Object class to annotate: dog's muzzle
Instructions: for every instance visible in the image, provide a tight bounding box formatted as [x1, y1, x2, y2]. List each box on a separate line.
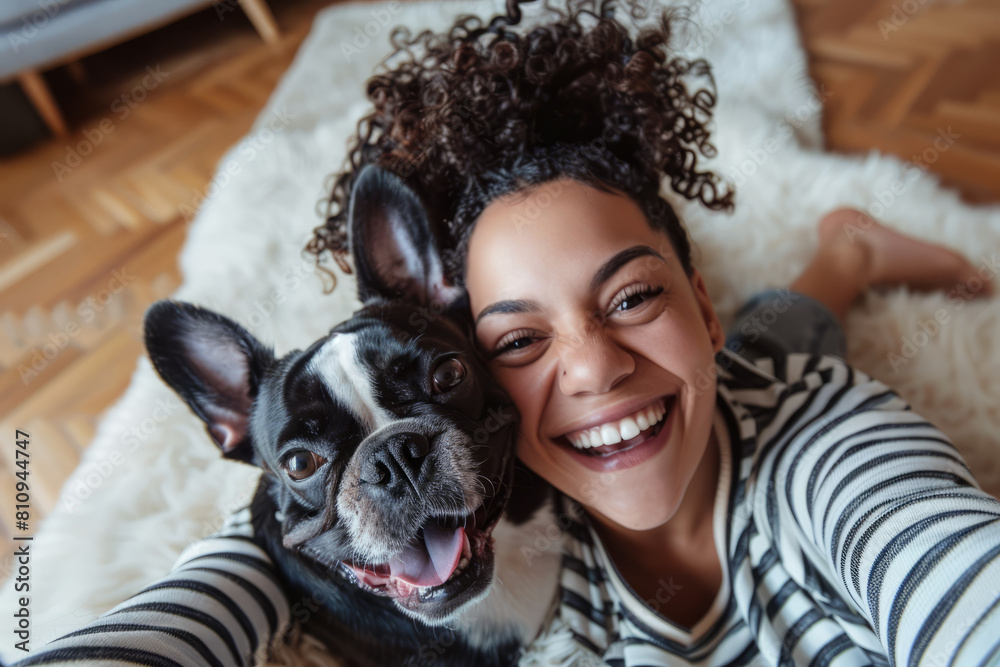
[330, 418, 516, 620]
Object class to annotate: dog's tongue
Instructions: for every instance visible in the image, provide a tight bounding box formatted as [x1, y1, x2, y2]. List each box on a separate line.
[388, 522, 464, 587]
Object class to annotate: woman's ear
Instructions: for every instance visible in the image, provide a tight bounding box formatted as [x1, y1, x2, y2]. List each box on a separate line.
[688, 268, 725, 353]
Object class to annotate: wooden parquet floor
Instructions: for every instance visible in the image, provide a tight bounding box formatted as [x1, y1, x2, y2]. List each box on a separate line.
[0, 0, 997, 560]
[794, 0, 1000, 203]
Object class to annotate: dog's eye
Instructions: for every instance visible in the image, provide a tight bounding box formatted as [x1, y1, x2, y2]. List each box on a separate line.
[432, 357, 466, 393]
[282, 451, 327, 481]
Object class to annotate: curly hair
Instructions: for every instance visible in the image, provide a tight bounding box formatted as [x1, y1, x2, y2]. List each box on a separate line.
[305, 0, 734, 287]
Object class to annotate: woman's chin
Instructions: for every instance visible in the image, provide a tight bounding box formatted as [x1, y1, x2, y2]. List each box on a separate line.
[555, 435, 706, 532]
[586, 490, 684, 532]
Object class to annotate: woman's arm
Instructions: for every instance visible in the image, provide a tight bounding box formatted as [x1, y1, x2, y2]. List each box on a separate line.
[771, 355, 1000, 666]
[12, 507, 291, 667]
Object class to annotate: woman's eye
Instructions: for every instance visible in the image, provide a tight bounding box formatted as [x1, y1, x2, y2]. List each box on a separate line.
[282, 451, 327, 481]
[611, 285, 664, 313]
[494, 330, 538, 356]
[618, 294, 647, 310]
[503, 337, 533, 352]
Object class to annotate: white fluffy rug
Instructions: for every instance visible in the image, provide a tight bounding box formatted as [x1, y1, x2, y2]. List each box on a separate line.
[5, 0, 1000, 663]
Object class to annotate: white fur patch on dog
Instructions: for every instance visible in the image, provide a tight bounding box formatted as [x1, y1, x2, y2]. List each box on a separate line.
[309, 333, 393, 433]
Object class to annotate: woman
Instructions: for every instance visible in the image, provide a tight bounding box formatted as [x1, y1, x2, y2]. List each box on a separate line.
[20, 0, 1000, 664]
[458, 180, 1000, 666]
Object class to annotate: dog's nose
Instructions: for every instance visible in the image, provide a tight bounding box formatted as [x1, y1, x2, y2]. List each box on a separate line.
[359, 432, 430, 491]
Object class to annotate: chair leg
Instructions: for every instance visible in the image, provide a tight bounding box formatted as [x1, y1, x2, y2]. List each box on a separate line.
[17, 70, 68, 138]
[66, 60, 88, 86]
[237, 0, 280, 45]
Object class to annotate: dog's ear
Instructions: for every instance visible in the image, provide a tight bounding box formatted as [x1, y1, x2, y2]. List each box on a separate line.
[348, 163, 464, 307]
[143, 300, 274, 463]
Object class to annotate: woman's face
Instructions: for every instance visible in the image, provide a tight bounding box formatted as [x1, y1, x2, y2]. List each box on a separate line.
[466, 178, 724, 531]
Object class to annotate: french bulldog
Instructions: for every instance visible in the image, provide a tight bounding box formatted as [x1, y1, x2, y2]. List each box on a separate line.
[143, 165, 561, 666]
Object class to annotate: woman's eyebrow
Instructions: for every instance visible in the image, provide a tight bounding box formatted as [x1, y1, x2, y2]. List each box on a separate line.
[589, 245, 666, 292]
[474, 299, 539, 328]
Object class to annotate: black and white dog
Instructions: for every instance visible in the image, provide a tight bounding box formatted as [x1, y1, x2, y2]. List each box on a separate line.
[143, 165, 561, 666]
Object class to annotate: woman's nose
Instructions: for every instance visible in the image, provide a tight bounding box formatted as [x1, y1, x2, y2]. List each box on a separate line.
[556, 325, 634, 396]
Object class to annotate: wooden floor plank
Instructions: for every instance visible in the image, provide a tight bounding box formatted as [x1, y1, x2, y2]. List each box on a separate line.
[795, 0, 1000, 203]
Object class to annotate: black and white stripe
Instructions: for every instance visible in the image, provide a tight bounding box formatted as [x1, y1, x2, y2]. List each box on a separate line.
[14, 507, 290, 667]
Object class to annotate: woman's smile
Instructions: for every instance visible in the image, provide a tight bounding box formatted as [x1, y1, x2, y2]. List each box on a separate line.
[554, 394, 677, 472]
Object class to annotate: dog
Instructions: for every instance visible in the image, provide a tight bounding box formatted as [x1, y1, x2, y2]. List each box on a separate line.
[143, 164, 562, 666]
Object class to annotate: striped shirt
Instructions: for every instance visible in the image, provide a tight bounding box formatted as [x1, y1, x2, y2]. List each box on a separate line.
[12, 507, 291, 667]
[15, 350, 1000, 666]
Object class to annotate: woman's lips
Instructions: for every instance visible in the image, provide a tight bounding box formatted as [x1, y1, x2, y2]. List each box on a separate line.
[555, 395, 677, 473]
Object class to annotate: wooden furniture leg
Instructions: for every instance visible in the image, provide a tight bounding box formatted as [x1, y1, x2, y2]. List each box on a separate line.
[66, 61, 88, 86]
[17, 70, 68, 138]
[237, 0, 280, 45]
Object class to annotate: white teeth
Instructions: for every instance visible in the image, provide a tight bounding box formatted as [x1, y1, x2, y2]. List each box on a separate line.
[565, 398, 670, 449]
[619, 417, 640, 440]
[635, 412, 650, 431]
[599, 424, 622, 445]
